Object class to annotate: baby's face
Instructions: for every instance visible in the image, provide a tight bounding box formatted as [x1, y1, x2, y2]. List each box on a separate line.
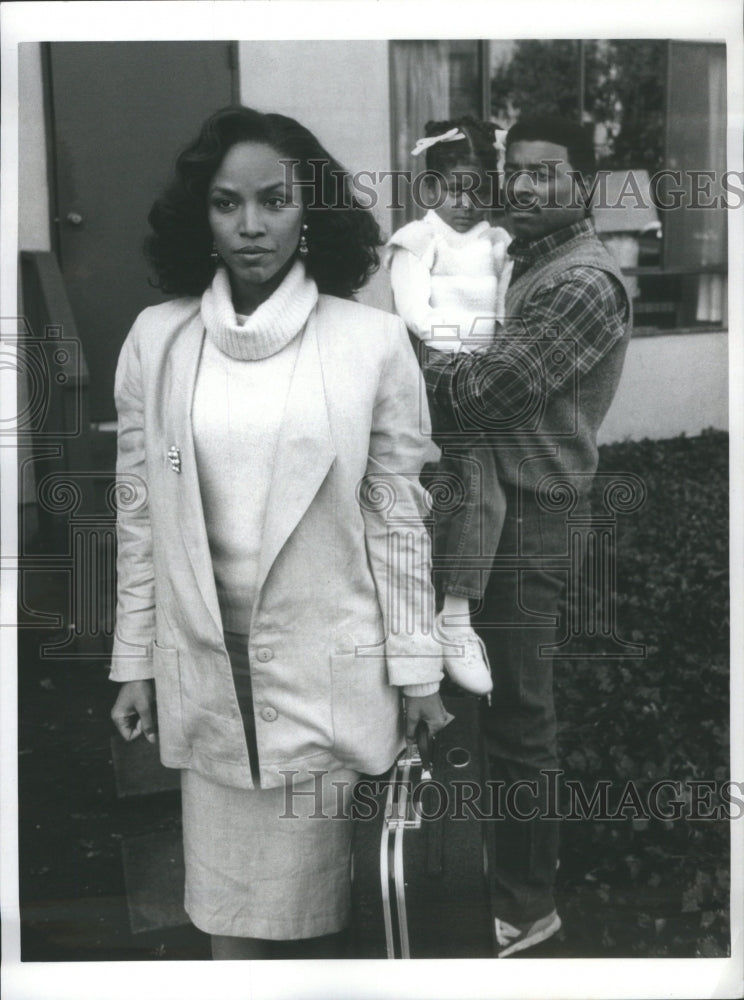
[429, 160, 492, 233]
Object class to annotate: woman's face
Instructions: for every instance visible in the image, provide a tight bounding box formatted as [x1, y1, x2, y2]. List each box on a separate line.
[430, 160, 491, 233]
[207, 141, 304, 307]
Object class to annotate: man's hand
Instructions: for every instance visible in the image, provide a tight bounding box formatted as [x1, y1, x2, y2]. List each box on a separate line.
[111, 679, 157, 744]
[404, 692, 454, 741]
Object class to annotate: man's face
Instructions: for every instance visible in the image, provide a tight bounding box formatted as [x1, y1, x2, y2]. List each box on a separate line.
[504, 139, 587, 241]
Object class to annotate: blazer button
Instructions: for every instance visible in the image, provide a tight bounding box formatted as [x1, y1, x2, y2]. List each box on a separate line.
[255, 647, 273, 662]
[260, 706, 278, 722]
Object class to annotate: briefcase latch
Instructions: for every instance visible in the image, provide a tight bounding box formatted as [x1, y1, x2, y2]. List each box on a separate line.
[385, 803, 423, 831]
[384, 755, 425, 830]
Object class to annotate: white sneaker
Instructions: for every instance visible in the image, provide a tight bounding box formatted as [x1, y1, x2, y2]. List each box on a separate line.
[435, 612, 493, 697]
[494, 911, 562, 957]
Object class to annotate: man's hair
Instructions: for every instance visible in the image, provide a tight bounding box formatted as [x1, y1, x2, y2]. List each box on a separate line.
[506, 115, 596, 176]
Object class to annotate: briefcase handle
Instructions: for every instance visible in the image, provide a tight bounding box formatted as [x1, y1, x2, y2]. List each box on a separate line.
[414, 718, 434, 778]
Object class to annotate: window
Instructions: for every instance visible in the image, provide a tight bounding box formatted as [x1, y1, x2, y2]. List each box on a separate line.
[390, 39, 728, 332]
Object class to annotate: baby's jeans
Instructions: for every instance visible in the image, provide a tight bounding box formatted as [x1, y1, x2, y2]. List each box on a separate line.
[428, 441, 506, 602]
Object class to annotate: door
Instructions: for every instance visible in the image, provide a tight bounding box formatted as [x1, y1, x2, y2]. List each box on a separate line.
[47, 41, 237, 422]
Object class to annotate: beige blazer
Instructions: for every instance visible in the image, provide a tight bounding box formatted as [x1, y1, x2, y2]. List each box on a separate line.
[110, 293, 443, 789]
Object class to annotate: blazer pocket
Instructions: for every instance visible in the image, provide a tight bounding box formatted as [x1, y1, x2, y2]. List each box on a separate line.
[330, 651, 400, 764]
[152, 642, 188, 759]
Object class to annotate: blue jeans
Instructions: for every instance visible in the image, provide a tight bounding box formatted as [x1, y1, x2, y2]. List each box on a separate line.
[472, 483, 583, 925]
[428, 442, 507, 601]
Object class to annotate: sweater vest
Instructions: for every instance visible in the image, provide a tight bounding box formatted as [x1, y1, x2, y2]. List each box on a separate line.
[495, 228, 632, 495]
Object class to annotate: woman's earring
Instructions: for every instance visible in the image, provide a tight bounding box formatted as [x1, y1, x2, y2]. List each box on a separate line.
[210, 242, 220, 264]
[298, 223, 309, 257]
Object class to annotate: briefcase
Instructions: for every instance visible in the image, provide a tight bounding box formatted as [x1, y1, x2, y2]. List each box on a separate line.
[350, 695, 495, 959]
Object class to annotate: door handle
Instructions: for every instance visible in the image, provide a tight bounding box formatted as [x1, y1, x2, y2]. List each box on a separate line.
[66, 211, 84, 227]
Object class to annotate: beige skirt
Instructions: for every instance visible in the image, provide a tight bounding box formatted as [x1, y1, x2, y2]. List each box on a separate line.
[181, 632, 359, 940]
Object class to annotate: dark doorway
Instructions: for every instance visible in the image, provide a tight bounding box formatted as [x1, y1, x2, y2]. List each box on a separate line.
[46, 41, 237, 423]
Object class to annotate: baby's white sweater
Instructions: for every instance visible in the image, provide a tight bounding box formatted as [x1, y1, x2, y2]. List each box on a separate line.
[386, 210, 513, 351]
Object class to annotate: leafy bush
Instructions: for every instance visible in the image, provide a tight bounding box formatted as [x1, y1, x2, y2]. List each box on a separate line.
[554, 430, 730, 957]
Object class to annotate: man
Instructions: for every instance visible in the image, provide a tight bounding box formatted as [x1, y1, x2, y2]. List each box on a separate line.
[419, 115, 631, 956]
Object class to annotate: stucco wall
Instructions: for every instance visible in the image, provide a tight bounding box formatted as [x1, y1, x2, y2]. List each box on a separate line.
[597, 332, 728, 443]
[238, 40, 393, 312]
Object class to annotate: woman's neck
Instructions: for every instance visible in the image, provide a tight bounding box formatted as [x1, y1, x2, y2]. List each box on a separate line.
[229, 258, 295, 315]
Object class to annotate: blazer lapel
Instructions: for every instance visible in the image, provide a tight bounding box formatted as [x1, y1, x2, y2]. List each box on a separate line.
[165, 317, 224, 636]
[255, 308, 336, 593]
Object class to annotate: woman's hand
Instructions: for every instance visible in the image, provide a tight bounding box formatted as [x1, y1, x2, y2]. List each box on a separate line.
[404, 692, 454, 741]
[111, 679, 157, 744]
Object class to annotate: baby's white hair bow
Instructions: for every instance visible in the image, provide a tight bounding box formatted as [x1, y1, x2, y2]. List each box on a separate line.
[410, 128, 467, 157]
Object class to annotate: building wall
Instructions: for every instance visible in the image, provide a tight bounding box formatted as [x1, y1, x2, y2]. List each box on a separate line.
[238, 40, 393, 312]
[16, 41, 729, 442]
[597, 331, 728, 444]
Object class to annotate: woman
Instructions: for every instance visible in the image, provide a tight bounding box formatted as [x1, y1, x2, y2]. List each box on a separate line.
[109, 106, 449, 960]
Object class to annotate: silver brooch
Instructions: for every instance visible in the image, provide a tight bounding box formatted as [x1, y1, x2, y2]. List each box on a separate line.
[167, 445, 181, 473]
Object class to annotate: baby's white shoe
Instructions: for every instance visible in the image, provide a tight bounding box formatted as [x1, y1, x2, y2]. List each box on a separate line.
[435, 612, 493, 698]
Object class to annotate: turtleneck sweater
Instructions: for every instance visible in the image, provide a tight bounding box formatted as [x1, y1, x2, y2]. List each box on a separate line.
[199, 261, 318, 361]
[193, 261, 318, 632]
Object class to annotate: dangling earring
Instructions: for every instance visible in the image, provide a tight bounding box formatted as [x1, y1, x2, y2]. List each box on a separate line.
[298, 223, 309, 257]
[210, 242, 220, 264]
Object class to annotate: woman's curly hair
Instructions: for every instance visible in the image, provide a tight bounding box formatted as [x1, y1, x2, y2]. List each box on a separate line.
[422, 115, 502, 174]
[146, 106, 383, 299]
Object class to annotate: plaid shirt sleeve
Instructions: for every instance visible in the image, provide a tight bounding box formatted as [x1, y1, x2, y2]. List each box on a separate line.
[421, 266, 628, 429]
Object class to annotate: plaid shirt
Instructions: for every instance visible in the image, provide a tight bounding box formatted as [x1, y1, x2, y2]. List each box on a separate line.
[421, 220, 629, 429]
